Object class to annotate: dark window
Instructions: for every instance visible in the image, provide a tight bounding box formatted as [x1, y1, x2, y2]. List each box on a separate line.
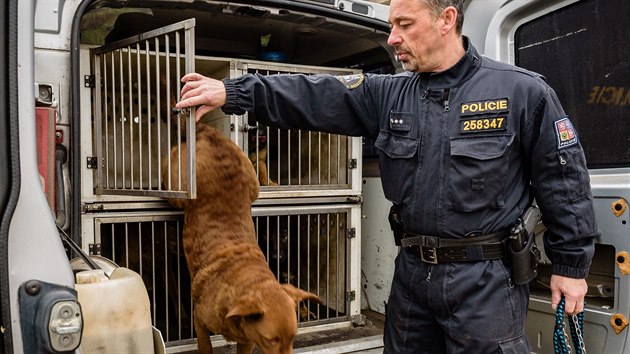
[515, 0, 630, 168]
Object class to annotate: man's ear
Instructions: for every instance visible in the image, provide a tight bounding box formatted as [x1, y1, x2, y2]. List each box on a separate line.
[439, 6, 458, 35]
[281, 284, 322, 304]
[226, 294, 264, 319]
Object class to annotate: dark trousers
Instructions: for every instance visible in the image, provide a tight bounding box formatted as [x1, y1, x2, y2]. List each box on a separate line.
[383, 248, 531, 354]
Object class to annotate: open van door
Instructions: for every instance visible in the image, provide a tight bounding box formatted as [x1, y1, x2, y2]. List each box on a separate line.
[465, 0, 630, 352]
[2, 1, 83, 353]
[1, 0, 13, 352]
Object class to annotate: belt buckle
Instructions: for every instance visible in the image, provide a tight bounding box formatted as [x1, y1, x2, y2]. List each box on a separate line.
[420, 246, 438, 264]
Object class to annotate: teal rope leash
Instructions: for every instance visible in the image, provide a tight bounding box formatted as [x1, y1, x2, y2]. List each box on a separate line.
[553, 296, 586, 354]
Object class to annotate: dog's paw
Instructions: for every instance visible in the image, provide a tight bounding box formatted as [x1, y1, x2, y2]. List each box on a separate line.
[299, 302, 318, 322]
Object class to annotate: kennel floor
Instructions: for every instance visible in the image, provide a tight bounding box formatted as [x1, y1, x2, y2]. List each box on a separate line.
[172, 309, 385, 354]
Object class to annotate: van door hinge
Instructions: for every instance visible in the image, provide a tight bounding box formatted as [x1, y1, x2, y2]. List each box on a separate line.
[347, 228, 356, 238]
[84, 75, 96, 88]
[346, 290, 356, 302]
[349, 159, 357, 169]
[86, 157, 98, 169]
[88, 243, 101, 256]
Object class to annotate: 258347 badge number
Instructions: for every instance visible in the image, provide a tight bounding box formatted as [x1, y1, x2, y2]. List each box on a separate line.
[460, 117, 507, 133]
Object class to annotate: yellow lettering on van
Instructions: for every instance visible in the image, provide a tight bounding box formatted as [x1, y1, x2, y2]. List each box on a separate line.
[588, 86, 599, 104]
[587, 86, 630, 107]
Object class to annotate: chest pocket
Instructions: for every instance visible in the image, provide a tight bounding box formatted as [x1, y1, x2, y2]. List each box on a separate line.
[447, 134, 514, 212]
[375, 130, 419, 204]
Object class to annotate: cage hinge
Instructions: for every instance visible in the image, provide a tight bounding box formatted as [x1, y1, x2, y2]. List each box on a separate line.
[86, 157, 98, 169]
[349, 158, 357, 169]
[84, 75, 96, 88]
[346, 290, 356, 302]
[88, 243, 101, 256]
[347, 228, 356, 239]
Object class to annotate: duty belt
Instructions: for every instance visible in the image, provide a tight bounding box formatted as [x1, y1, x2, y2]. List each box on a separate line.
[401, 229, 510, 264]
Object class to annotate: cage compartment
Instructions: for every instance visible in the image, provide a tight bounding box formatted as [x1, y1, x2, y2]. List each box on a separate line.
[175, 55, 364, 200]
[80, 203, 362, 348]
[90, 19, 197, 200]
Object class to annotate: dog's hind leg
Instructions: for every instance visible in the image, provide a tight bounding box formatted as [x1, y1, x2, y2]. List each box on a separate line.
[236, 342, 255, 354]
[194, 315, 213, 354]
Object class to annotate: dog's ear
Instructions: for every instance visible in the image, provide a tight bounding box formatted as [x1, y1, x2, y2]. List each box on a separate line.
[226, 294, 264, 320]
[281, 284, 322, 304]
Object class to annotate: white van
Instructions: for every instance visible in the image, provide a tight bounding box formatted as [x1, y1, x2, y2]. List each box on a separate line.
[1, 0, 627, 353]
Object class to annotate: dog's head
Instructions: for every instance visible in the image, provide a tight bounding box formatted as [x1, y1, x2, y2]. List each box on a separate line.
[163, 124, 259, 209]
[248, 127, 268, 154]
[226, 284, 321, 354]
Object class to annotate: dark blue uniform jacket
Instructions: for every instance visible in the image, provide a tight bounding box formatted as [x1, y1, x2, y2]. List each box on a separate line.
[222, 37, 598, 278]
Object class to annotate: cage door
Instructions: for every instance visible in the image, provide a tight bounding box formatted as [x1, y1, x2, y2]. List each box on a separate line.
[91, 19, 196, 199]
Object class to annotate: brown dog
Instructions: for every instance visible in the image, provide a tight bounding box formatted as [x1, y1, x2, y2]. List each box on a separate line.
[163, 123, 320, 354]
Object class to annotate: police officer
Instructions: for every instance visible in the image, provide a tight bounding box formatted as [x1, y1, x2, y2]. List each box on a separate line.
[176, 0, 598, 352]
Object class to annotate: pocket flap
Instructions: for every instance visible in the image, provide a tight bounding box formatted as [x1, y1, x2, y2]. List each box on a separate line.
[450, 134, 514, 160]
[375, 130, 419, 159]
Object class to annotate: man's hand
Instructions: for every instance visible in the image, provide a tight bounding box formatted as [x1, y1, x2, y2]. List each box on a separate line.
[550, 274, 587, 315]
[177, 73, 227, 122]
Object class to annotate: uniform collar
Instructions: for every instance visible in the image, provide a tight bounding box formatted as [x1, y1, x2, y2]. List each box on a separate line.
[418, 36, 481, 89]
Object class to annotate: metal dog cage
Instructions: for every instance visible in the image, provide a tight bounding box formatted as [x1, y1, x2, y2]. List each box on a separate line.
[80, 204, 362, 348]
[79, 18, 365, 351]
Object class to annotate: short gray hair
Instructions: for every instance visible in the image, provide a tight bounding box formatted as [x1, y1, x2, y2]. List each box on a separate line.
[422, 0, 465, 34]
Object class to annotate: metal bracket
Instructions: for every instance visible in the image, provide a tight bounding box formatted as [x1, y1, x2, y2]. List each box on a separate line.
[84, 75, 95, 88]
[346, 196, 363, 204]
[349, 158, 357, 169]
[346, 290, 356, 302]
[86, 157, 98, 169]
[88, 243, 101, 256]
[347, 228, 356, 239]
[82, 203, 104, 213]
[351, 314, 368, 327]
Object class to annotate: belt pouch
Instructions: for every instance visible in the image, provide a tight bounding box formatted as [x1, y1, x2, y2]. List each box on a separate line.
[388, 205, 403, 246]
[509, 233, 541, 285]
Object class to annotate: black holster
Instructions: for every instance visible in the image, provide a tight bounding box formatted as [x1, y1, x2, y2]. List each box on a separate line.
[388, 204, 404, 246]
[509, 232, 541, 285]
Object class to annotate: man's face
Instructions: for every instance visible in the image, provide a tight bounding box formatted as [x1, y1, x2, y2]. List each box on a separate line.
[387, 0, 443, 72]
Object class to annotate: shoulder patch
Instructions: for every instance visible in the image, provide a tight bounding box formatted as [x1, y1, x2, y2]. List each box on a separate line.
[335, 74, 364, 89]
[554, 117, 578, 149]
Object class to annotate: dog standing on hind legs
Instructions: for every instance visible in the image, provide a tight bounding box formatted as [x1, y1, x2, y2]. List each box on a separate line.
[163, 123, 320, 354]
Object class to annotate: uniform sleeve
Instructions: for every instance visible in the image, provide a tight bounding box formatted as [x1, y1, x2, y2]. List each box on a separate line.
[526, 87, 598, 279]
[221, 73, 380, 138]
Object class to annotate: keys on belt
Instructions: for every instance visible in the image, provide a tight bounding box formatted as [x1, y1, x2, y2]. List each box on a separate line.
[401, 232, 508, 264]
